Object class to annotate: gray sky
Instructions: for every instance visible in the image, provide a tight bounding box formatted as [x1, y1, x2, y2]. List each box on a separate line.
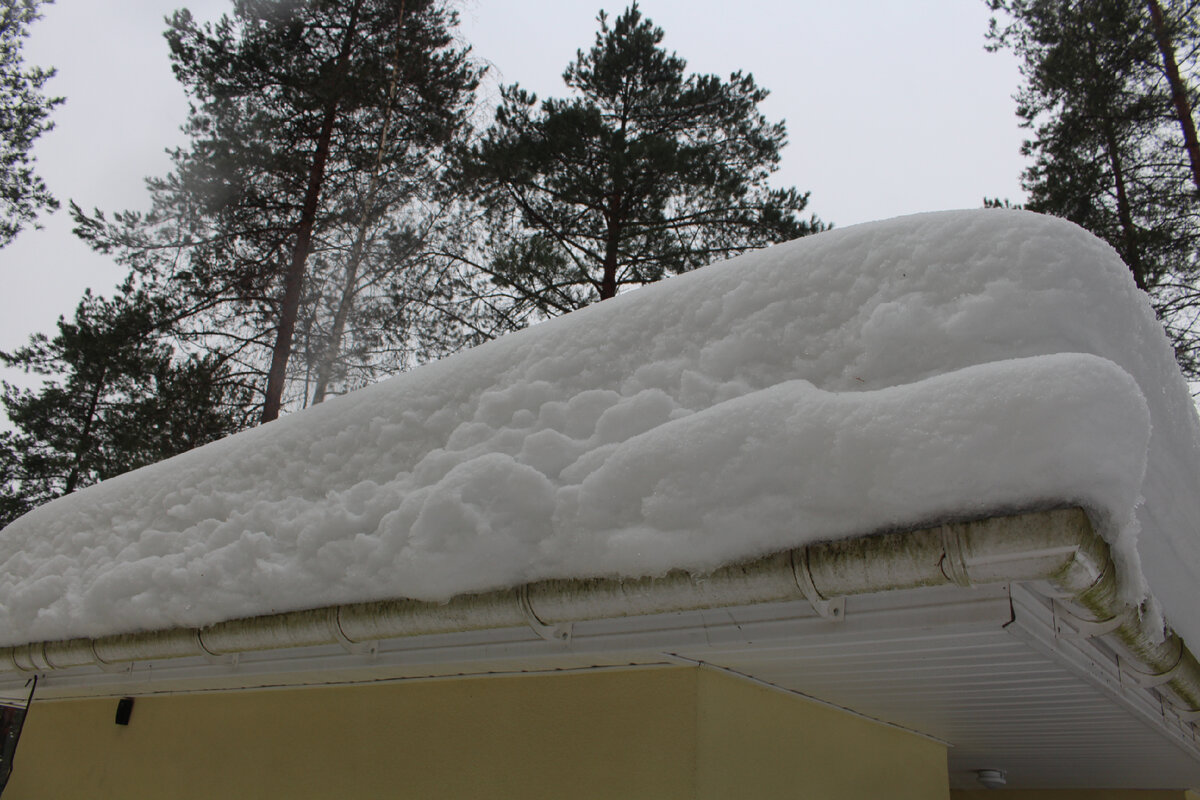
[0, 0, 1027, 385]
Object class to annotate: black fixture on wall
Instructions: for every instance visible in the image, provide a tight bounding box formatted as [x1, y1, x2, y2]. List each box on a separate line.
[115, 697, 134, 726]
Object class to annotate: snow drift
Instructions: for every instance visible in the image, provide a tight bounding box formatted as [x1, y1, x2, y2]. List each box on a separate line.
[2, 210, 1197, 649]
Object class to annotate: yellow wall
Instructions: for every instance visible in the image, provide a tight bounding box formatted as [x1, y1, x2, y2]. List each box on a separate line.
[7, 666, 946, 800]
[695, 668, 949, 800]
[952, 793, 1198, 800]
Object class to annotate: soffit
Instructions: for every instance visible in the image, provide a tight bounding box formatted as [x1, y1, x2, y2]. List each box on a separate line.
[4, 580, 1197, 790]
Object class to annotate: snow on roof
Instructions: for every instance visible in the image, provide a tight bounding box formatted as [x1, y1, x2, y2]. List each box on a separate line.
[2, 210, 1197, 649]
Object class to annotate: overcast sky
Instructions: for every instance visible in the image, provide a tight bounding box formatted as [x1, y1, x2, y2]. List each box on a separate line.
[0, 0, 1028, 385]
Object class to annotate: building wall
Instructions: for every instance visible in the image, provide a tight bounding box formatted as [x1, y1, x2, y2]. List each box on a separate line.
[694, 667, 949, 800]
[950, 791, 1195, 796]
[951, 793, 1200, 800]
[7, 666, 948, 799]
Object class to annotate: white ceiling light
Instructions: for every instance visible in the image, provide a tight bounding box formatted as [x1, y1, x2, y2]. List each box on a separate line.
[976, 769, 1007, 789]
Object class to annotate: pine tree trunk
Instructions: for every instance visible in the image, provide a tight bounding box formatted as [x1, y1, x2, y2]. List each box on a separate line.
[600, 238, 619, 300]
[1147, 0, 1200, 197]
[309, 226, 367, 405]
[1102, 121, 1148, 290]
[65, 369, 106, 494]
[600, 193, 622, 300]
[312, 3, 405, 405]
[261, 107, 338, 422]
[261, 0, 364, 423]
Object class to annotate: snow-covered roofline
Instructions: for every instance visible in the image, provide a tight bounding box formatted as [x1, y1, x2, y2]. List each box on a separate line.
[6, 507, 1197, 727]
[2, 210, 1198, 651]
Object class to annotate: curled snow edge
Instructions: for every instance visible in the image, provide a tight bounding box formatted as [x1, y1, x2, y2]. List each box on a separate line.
[0, 209, 1196, 651]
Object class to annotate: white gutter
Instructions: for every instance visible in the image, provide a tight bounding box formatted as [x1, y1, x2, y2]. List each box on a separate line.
[2, 507, 1197, 723]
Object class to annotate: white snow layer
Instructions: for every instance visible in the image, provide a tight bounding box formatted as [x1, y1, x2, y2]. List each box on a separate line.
[2, 210, 1198, 648]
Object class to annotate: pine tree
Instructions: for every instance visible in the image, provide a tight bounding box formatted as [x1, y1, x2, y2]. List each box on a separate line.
[301, 202, 496, 403]
[0, 0, 61, 247]
[75, 0, 480, 422]
[987, 0, 1200, 373]
[0, 288, 247, 527]
[1146, 0, 1200, 196]
[455, 4, 823, 315]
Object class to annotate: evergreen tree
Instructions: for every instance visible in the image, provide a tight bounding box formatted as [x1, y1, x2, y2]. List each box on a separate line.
[0, 288, 247, 528]
[0, 0, 61, 247]
[76, 0, 480, 422]
[987, 0, 1200, 373]
[1146, 0, 1200, 197]
[456, 4, 823, 315]
[300, 201, 502, 403]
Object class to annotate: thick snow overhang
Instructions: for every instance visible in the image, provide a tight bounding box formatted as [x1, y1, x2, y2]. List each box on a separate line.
[3, 508, 1200, 790]
[3, 210, 1200, 788]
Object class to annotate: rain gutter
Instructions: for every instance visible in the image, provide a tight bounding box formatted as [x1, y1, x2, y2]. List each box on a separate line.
[2, 507, 1197, 722]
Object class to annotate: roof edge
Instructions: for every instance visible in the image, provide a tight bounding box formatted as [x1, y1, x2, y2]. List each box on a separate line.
[4, 507, 1197, 722]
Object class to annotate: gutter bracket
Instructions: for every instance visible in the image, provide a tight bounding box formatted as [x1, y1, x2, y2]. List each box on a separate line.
[1164, 701, 1200, 723]
[89, 641, 133, 675]
[792, 549, 845, 621]
[19, 644, 53, 674]
[329, 607, 378, 657]
[1119, 640, 1184, 689]
[518, 586, 572, 642]
[1052, 600, 1132, 639]
[194, 631, 239, 668]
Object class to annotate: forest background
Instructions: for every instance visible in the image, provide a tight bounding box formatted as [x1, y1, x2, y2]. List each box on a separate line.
[0, 0, 1029, 371]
